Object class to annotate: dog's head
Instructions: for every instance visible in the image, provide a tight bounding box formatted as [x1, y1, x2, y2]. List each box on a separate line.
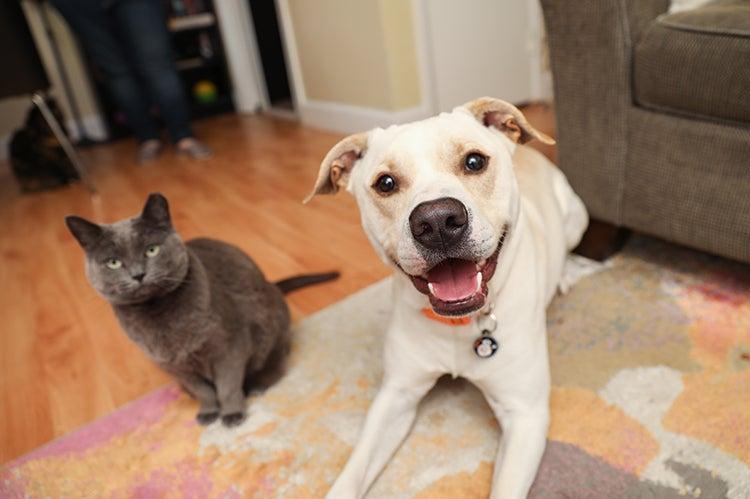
[306, 98, 553, 317]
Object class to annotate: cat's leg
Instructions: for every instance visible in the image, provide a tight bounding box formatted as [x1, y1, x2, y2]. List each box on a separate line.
[243, 336, 289, 396]
[176, 372, 220, 425]
[213, 347, 250, 427]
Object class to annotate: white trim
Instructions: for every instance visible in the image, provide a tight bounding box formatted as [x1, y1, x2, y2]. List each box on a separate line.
[213, 0, 264, 113]
[298, 100, 431, 134]
[274, 0, 306, 109]
[236, 2, 272, 110]
[67, 114, 108, 142]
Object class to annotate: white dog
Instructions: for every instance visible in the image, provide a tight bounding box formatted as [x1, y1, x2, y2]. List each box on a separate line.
[306, 98, 588, 498]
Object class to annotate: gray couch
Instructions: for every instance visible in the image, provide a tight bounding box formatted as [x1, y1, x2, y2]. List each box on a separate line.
[541, 0, 750, 263]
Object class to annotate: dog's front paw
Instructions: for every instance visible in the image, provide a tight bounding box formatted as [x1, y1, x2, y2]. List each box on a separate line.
[196, 411, 220, 425]
[326, 477, 359, 499]
[221, 411, 247, 427]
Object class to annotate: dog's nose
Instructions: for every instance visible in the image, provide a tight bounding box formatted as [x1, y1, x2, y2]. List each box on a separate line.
[409, 197, 468, 250]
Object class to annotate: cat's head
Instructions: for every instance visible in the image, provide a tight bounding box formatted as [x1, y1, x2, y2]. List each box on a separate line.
[65, 193, 189, 305]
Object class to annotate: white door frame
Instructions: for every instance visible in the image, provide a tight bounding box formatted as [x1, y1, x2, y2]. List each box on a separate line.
[213, 0, 267, 113]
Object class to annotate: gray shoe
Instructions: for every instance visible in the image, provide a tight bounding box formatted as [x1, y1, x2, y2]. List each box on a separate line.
[176, 138, 213, 160]
[137, 139, 163, 164]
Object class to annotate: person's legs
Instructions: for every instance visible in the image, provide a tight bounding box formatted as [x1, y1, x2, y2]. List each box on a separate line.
[50, 0, 160, 144]
[111, 0, 193, 143]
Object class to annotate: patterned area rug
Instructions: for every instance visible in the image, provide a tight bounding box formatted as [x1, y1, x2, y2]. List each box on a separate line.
[2, 236, 749, 498]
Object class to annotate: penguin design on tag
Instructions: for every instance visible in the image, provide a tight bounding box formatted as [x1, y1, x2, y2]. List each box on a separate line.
[473, 334, 499, 358]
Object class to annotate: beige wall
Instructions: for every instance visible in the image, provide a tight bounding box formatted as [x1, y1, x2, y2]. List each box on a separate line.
[379, 0, 421, 110]
[0, 3, 103, 142]
[287, 0, 421, 111]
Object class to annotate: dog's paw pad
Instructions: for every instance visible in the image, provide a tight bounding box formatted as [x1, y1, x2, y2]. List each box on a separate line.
[196, 411, 220, 425]
[221, 412, 246, 427]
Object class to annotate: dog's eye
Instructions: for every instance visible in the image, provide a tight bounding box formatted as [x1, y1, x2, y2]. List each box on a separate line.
[464, 152, 487, 173]
[374, 174, 397, 194]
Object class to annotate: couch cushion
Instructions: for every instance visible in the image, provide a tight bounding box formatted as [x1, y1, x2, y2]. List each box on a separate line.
[633, 0, 750, 124]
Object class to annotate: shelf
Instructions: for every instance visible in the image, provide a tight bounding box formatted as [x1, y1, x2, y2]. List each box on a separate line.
[174, 57, 220, 71]
[168, 13, 215, 32]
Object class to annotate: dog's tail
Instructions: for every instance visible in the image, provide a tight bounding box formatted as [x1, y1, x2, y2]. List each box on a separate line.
[275, 271, 340, 294]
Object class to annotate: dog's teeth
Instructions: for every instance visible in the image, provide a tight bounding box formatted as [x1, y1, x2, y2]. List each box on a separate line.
[428, 282, 436, 295]
[475, 272, 482, 292]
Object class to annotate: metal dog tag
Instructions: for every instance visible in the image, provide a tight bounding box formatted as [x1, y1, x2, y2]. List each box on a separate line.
[473, 332, 499, 358]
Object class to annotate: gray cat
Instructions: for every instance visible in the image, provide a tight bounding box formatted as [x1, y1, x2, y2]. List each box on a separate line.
[65, 193, 338, 427]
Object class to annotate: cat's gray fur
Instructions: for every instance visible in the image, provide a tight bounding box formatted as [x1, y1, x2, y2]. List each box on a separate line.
[66, 193, 337, 427]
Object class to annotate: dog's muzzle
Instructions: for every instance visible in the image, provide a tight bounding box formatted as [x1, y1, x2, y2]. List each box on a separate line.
[403, 195, 510, 317]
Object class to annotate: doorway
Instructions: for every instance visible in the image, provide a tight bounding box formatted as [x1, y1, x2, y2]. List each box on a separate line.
[248, 1, 294, 112]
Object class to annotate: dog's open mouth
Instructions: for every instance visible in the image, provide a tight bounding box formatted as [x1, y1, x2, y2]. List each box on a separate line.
[407, 227, 508, 317]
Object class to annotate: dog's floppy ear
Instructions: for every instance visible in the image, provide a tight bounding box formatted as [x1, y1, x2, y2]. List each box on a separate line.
[462, 97, 555, 145]
[304, 132, 368, 203]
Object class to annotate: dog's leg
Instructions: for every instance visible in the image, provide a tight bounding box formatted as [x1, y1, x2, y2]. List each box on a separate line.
[488, 404, 549, 499]
[476, 357, 550, 499]
[327, 375, 436, 499]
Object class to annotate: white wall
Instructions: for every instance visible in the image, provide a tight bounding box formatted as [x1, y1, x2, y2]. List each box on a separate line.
[423, 0, 550, 112]
[276, 0, 430, 134]
[274, 0, 550, 134]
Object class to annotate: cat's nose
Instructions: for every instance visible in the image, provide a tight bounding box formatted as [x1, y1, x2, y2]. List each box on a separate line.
[132, 273, 146, 282]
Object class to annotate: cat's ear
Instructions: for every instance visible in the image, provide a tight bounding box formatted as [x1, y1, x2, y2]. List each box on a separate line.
[65, 216, 103, 251]
[140, 193, 172, 229]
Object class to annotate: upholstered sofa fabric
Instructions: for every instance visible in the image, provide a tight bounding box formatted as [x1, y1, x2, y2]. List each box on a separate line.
[662, 0, 750, 36]
[634, 0, 750, 123]
[542, 0, 750, 264]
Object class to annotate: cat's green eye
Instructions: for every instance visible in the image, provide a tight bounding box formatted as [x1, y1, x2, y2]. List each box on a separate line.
[145, 245, 160, 258]
[105, 259, 122, 270]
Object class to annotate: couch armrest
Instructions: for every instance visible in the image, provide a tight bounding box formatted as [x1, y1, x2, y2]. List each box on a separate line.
[540, 0, 668, 225]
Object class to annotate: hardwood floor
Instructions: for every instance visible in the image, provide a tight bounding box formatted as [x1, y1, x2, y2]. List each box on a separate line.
[0, 105, 555, 464]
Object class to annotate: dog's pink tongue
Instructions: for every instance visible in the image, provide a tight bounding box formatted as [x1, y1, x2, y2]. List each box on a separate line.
[427, 259, 478, 302]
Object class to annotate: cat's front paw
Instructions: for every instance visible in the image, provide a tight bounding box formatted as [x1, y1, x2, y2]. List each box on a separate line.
[221, 411, 246, 427]
[196, 411, 220, 425]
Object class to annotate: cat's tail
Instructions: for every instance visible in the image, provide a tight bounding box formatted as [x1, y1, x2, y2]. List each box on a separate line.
[275, 271, 340, 294]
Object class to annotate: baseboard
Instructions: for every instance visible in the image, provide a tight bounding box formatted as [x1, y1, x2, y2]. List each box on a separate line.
[66, 114, 109, 142]
[298, 100, 433, 135]
[0, 114, 108, 162]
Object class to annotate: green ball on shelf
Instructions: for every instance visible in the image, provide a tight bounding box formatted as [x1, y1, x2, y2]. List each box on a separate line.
[192, 80, 218, 104]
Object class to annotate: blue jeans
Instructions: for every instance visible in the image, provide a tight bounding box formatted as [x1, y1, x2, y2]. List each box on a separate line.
[51, 0, 193, 143]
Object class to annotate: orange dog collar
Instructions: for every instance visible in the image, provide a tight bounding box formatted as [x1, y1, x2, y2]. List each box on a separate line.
[421, 308, 472, 326]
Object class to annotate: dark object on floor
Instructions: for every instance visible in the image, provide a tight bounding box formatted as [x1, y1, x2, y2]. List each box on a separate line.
[0, 1, 94, 193]
[542, 0, 750, 264]
[9, 98, 80, 192]
[574, 219, 631, 262]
